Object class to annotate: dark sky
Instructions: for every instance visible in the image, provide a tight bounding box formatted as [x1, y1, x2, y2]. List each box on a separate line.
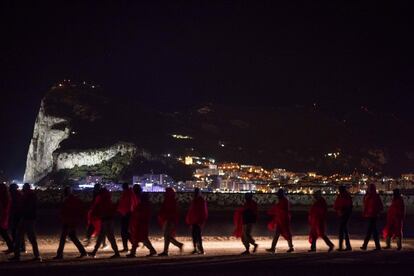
[1, 1, 413, 179]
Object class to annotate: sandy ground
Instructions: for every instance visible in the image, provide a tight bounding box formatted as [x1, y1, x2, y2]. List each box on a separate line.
[1, 208, 414, 275]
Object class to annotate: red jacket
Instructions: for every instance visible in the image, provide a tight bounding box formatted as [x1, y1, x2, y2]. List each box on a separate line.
[363, 185, 383, 218]
[333, 192, 353, 216]
[129, 200, 151, 246]
[0, 185, 11, 229]
[61, 194, 85, 227]
[186, 196, 208, 226]
[117, 188, 137, 216]
[267, 196, 292, 240]
[383, 196, 405, 239]
[233, 200, 258, 238]
[308, 197, 328, 243]
[90, 189, 116, 220]
[158, 188, 179, 226]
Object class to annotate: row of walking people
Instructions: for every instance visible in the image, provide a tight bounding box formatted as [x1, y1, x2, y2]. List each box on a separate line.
[0, 182, 405, 262]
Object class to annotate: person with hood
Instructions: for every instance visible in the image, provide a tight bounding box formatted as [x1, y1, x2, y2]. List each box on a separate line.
[361, 183, 383, 251]
[186, 188, 208, 254]
[117, 182, 137, 252]
[0, 183, 13, 253]
[383, 188, 405, 250]
[308, 190, 334, 252]
[53, 187, 87, 259]
[9, 183, 41, 261]
[234, 193, 258, 255]
[333, 185, 353, 251]
[89, 188, 120, 258]
[127, 193, 157, 257]
[84, 184, 107, 249]
[157, 187, 183, 256]
[266, 189, 294, 253]
[8, 183, 25, 254]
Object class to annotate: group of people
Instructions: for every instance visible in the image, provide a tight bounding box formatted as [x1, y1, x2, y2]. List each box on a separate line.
[0, 182, 405, 262]
[234, 183, 405, 254]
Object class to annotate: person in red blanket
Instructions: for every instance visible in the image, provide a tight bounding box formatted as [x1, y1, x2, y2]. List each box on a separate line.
[84, 184, 107, 249]
[333, 185, 353, 251]
[53, 187, 87, 259]
[383, 188, 404, 250]
[361, 183, 383, 251]
[234, 193, 258, 255]
[0, 183, 13, 253]
[186, 188, 208, 255]
[8, 183, 25, 254]
[117, 182, 137, 252]
[89, 188, 120, 258]
[308, 190, 334, 252]
[127, 193, 157, 257]
[10, 183, 41, 262]
[157, 187, 183, 256]
[266, 189, 294, 253]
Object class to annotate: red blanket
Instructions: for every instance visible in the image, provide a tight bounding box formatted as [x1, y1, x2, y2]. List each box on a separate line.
[129, 201, 151, 245]
[308, 197, 328, 243]
[383, 197, 405, 239]
[186, 196, 208, 226]
[267, 196, 292, 240]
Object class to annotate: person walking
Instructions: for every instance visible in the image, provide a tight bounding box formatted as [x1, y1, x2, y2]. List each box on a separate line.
[89, 188, 120, 258]
[333, 185, 353, 251]
[234, 193, 258, 255]
[127, 193, 156, 257]
[117, 183, 137, 252]
[84, 184, 107, 249]
[9, 183, 41, 261]
[8, 183, 25, 254]
[361, 183, 383, 251]
[186, 188, 208, 255]
[383, 188, 405, 250]
[0, 183, 13, 253]
[157, 187, 183, 256]
[53, 187, 87, 259]
[266, 189, 294, 253]
[308, 190, 334, 252]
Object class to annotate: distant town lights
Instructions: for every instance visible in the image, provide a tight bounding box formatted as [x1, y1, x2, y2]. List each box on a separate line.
[171, 134, 193, 140]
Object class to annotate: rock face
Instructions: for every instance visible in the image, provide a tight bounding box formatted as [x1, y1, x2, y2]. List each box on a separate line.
[53, 142, 137, 170]
[23, 101, 70, 183]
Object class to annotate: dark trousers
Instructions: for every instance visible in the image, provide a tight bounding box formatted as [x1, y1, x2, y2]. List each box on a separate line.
[56, 225, 86, 257]
[163, 221, 183, 253]
[338, 213, 352, 249]
[242, 223, 256, 251]
[0, 227, 13, 250]
[92, 219, 119, 254]
[310, 235, 334, 250]
[14, 219, 39, 258]
[362, 217, 381, 249]
[120, 213, 131, 250]
[270, 230, 293, 250]
[191, 224, 204, 252]
[131, 237, 156, 254]
[86, 223, 106, 246]
[10, 216, 25, 251]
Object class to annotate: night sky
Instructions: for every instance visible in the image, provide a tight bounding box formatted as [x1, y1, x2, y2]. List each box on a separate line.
[1, 1, 413, 179]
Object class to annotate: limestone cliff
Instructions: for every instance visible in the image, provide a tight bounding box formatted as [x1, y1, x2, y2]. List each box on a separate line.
[23, 101, 71, 183]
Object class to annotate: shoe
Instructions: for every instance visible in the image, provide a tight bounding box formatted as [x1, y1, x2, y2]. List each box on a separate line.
[328, 245, 334, 252]
[240, 250, 250, 255]
[2, 249, 13, 254]
[360, 246, 367, 251]
[158, 252, 168, 257]
[198, 250, 205, 255]
[373, 247, 381, 251]
[8, 256, 20, 261]
[265, 248, 275, 254]
[110, 253, 120, 259]
[397, 247, 402, 251]
[344, 247, 352, 251]
[32, 256, 42, 262]
[191, 250, 198, 255]
[252, 244, 258, 253]
[88, 252, 96, 258]
[126, 253, 136, 258]
[146, 251, 157, 257]
[78, 252, 87, 258]
[308, 248, 316, 252]
[383, 245, 391, 249]
[286, 248, 294, 253]
[52, 255, 63, 260]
